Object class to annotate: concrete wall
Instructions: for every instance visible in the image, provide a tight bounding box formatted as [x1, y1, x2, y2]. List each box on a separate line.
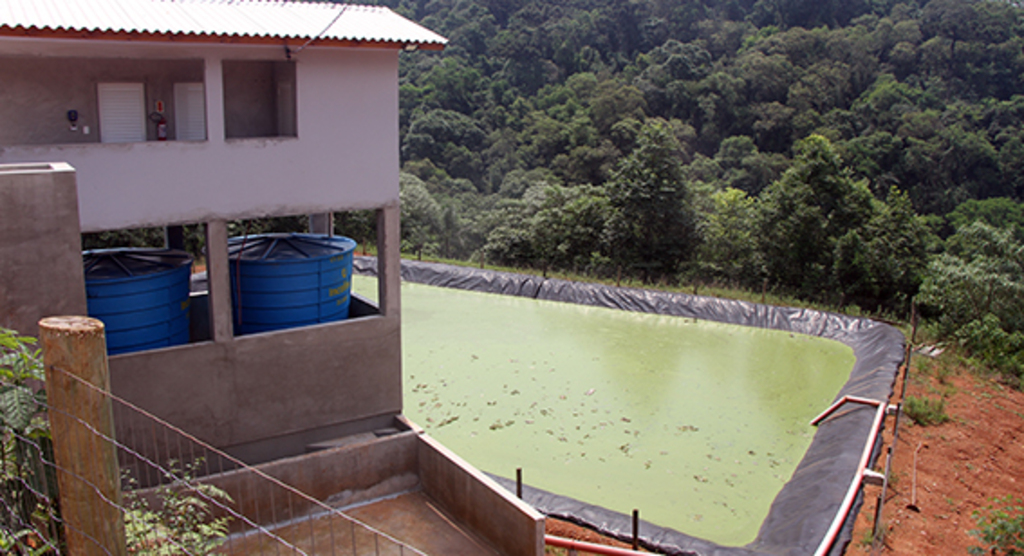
[0, 56, 204, 145]
[105, 204, 403, 464]
[0, 162, 88, 336]
[109, 310, 403, 460]
[418, 434, 546, 556]
[182, 429, 545, 556]
[0, 38, 400, 232]
[199, 429, 421, 529]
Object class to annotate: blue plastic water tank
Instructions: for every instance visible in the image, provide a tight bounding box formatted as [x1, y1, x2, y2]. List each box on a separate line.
[228, 233, 357, 335]
[83, 249, 193, 355]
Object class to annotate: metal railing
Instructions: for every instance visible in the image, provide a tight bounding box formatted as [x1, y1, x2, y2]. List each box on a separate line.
[809, 395, 894, 556]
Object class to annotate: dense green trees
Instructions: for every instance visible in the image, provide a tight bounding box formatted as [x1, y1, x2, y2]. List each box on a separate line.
[917, 222, 1024, 382]
[756, 135, 875, 297]
[604, 120, 696, 281]
[377, 0, 1024, 363]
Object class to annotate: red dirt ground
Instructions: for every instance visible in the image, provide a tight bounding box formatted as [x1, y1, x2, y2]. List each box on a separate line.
[546, 518, 641, 553]
[848, 366, 1024, 555]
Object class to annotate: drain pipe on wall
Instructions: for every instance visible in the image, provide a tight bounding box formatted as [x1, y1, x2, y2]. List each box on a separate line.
[810, 395, 893, 556]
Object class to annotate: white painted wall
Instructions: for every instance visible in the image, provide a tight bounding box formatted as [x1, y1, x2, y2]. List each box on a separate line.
[0, 38, 400, 232]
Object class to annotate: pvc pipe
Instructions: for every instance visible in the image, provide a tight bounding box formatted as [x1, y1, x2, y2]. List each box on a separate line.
[812, 398, 888, 556]
[545, 535, 648, 555]
[811, 395, 884, 425]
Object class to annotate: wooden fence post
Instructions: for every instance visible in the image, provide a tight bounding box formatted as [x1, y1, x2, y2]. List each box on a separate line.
[39, 316, 127, 556]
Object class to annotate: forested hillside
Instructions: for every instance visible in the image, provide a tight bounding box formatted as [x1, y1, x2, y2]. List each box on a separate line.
[340, 0, 1024, 384]
[373, 0, 1020, 286]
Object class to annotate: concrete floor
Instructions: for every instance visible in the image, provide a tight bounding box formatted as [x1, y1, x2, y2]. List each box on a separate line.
[223, 491, 501, 555]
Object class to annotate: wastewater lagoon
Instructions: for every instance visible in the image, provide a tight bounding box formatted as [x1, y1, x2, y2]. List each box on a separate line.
[354, 275, 855, 545]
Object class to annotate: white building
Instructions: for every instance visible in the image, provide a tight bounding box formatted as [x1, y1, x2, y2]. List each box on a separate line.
[0, 2, 543, 554]
[0, 0, 445, 231]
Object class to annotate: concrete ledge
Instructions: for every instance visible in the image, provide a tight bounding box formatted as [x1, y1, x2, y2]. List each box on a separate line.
[418, 433, 545, 556]
[189, 429, 421, 530]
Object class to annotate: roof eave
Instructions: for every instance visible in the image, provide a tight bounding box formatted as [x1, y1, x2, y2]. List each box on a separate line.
[0, 25, 446, 51]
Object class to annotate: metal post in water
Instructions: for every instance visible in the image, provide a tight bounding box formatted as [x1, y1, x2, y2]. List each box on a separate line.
[516, 467, 523, 499]
[631, 509, 639, 551]
[39, 316, 127, 556]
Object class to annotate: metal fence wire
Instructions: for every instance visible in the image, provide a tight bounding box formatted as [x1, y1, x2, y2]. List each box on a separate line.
[1, 365, 426, 556]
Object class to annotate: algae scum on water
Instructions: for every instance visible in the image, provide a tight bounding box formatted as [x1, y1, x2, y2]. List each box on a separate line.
[354, 276, 855, 546]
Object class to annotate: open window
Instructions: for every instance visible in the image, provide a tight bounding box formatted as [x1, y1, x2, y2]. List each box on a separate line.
[222, 60, 297, 139]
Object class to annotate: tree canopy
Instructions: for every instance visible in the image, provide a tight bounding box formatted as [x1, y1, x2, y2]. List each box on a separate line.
[333, 0, 1024, 322]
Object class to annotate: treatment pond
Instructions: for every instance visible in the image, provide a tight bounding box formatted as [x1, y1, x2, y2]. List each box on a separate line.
[354, 275, 855, 545]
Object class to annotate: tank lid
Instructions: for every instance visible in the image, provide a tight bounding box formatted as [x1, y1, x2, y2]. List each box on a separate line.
[228, 233, 356, 262]
[83, 248, 193, 281]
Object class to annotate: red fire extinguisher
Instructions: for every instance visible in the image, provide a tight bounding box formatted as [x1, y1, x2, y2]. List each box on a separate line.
[149, 111, 168, 141]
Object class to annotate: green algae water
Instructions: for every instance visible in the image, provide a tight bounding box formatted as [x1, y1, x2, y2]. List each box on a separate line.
[354, 276, 855, 545]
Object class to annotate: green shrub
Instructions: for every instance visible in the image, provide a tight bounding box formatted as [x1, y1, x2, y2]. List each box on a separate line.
[124, 459, 232, 556]
[969, 496, 1024, 556]
[903, 395, 949, 426]
[917, 223, 1024, 337]
[0, 328, 60, 554]
[956, 315, 1024, 387]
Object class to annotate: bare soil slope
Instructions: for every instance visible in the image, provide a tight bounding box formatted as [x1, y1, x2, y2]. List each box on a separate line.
[849, 367, 1024, 555]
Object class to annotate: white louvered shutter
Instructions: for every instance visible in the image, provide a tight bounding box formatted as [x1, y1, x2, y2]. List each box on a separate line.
[174, 82, 207, 141]
[98, 83, 146, 143]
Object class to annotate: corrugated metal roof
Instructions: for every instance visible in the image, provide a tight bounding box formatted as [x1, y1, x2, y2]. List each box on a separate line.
[0, 0, 447, 48]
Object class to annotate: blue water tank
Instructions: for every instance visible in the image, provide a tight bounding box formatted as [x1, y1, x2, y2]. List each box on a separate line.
[228, 233, 357, 335]
[83, 249, 193, 355]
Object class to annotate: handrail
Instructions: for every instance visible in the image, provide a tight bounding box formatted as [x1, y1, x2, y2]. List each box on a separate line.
[545, 535, 649, 555]
[811, 395, 891, 556]
[810, 394, 888, 425]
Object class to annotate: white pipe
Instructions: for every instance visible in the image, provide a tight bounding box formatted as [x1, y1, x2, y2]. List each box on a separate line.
[812, 397, 888, 556]
[811, 395, 884, 425]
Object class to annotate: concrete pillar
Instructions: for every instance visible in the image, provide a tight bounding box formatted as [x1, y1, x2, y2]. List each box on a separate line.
[308, 212, 333, 235]
[0, 163, 87, 336]
[203, 56, 225, 143]
[39, 316, 127, 556]
[205, 220, 233, 343]
[377, 202, 401, 318]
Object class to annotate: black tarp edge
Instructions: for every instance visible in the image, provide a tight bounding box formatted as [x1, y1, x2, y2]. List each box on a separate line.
[355, 257, 904, 556]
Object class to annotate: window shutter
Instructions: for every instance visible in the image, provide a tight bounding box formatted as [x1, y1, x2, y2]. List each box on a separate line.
[98, 83, 145, 143]
[174, 83, 207, 141]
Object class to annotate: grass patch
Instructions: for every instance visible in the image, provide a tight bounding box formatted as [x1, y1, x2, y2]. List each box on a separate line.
[904, 395, 950, 426]
[915, 355, 958, 385]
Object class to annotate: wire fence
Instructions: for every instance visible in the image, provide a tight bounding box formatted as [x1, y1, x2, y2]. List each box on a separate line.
[1, 364, 426, 556]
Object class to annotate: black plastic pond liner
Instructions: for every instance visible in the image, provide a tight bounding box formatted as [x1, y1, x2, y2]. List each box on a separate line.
[355, 257, 905, 556]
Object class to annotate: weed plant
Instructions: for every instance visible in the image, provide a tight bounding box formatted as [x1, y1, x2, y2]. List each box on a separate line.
[970, 496, 1024, 556]
[903, 396, 950, 426]
[123, 459, 232, 556]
